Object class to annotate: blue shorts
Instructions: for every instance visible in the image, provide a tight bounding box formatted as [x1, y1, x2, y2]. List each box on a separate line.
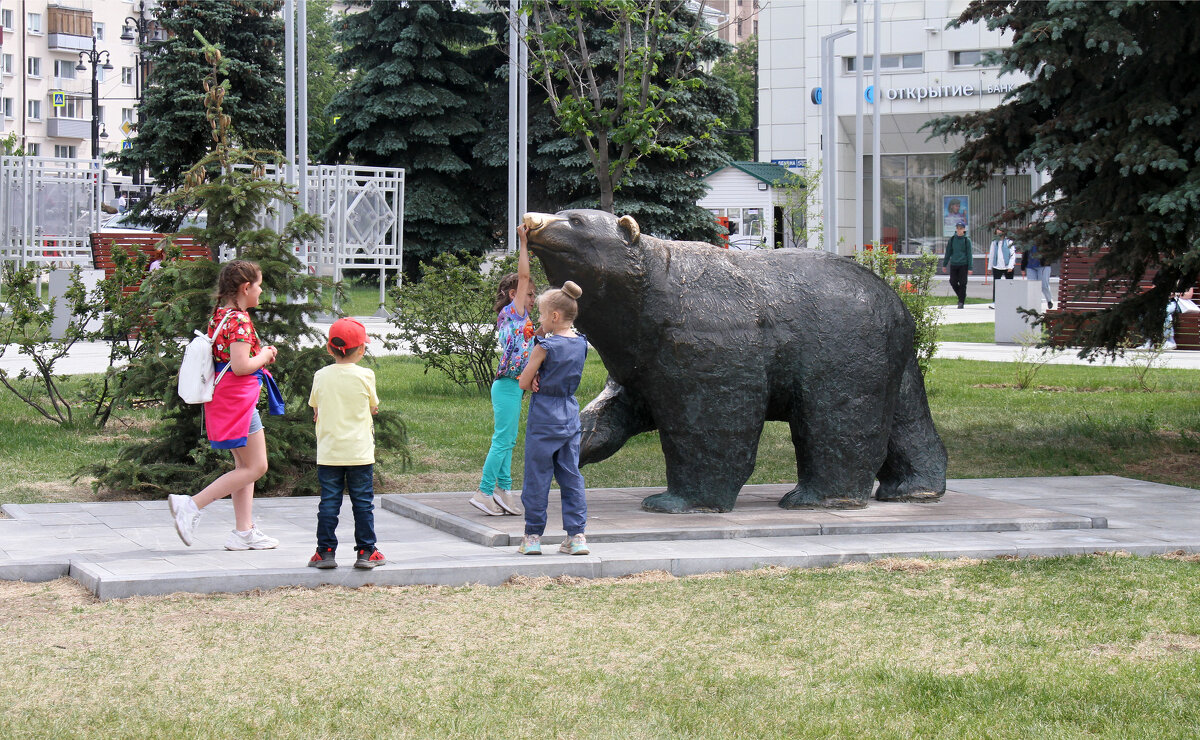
[247, 408, 263, 436]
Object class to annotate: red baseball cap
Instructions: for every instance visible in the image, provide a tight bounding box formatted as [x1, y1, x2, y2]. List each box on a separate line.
[328, 317, 370, 351]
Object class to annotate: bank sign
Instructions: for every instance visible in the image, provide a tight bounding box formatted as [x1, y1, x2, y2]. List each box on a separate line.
[884, 81, 1018, 101]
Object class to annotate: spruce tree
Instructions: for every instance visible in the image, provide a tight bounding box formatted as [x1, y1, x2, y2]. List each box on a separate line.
[324, 1, 497, 278]
[111, 0, 285, 195]
[927, 0, 1200, 355]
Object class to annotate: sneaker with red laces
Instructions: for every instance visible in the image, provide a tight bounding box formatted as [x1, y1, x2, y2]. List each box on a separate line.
[355, 548, 386, 569]
[307, 547, 337, 569]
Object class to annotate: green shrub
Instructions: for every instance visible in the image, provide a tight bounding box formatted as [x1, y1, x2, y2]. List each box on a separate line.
[388, 251, 546, 393]
[853, 246, 941, 377]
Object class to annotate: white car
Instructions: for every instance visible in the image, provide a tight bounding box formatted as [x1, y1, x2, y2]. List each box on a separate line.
[99, 210, 206, 234]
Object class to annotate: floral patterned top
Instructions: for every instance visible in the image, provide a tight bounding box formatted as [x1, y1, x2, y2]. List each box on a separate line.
[495, 300, 536, 380]
[208, 307, 261, 364]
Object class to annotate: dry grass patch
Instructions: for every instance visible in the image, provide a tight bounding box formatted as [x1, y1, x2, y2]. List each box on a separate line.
[1090, 632, 1200, 660]
[1161, 549, 1200, 563]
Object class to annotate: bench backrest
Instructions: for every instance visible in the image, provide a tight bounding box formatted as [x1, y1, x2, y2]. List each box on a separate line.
[89, 233, 213, 295]
[1052, 246, 1199, 349]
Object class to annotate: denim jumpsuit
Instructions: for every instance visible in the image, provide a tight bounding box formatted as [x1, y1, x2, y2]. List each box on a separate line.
[521, 333, 589, 537]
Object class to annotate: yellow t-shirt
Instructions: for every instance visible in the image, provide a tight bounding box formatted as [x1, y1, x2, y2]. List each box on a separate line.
[308, 363, 379, 466]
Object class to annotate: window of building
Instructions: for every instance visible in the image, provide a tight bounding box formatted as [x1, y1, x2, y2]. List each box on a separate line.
[96, 65, 106, 83]
[27, 100, 41, 120]
[121, 107, 135, 124]
[864, 153, 1033, 257]
[26, 143, 40, 156]
[951, 49, 1002, 68]
[54, 145, 76, 159]
[1, 9, 13, 30]
[1, 54, 14, 76]
[53, 59, 77, 80]
[27, 57, 41, 78]
[2, 98, 13, 119]
[26, 11, 41, 34]
[54, 97, 82, 118]
[845, 53, 923, 73]
[94, 22, 105, 40]
[121, 66, 134, 85]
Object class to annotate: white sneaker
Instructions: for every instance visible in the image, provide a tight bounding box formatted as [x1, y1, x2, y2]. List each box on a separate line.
[1164, 339, 1177, 350]
[224, 526, 280, 551]
[493, 487, 522, 515]
[168, 494, 201, 547]
[469, 490, 504, 516]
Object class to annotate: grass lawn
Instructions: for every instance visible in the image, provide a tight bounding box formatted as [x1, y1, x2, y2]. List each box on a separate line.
[1, 554, 1198, 737]
[928, 295, 991, 306]
[1, 355, 1198, 508]
[938, 322, 997, 342]
[2, 344, 1198, 737]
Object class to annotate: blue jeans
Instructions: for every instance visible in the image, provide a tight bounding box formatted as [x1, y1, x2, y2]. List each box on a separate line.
[1026, 266, 1054, 304]
[316, 464, 376, 552]
[479, 377, 523, 493]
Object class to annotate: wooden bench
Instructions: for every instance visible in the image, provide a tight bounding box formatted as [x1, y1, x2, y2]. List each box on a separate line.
[89, 233, 212, 294]
[1046, 246, 1200, 350]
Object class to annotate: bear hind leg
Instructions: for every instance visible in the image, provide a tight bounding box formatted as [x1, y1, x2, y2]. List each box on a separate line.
[875, 357, 947, 503]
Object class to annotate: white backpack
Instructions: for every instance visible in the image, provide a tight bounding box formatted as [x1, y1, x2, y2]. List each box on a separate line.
[177, 311, 233, 404]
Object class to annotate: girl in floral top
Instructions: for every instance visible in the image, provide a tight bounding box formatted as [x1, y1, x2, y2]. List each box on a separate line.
[168, 260, 282, 552]
[471, 225, 537, 517]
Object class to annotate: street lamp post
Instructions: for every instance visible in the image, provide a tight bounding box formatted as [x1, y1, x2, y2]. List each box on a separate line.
[76, 36, 113, 161]
[121, 1, 159, 186]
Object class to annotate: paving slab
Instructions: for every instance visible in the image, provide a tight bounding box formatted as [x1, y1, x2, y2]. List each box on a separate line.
[0, 477, 1196, 599]
[380, 488, 1100, 547]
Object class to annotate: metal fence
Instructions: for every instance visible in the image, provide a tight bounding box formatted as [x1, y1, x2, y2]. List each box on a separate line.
[0, 156, 103, 268]
[0, 158, 404, 289]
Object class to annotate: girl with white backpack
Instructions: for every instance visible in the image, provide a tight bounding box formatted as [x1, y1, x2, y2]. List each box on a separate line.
[169, 260, 282, 550]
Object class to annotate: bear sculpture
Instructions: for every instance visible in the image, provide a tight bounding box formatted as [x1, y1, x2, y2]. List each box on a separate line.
[523, 209, 947, 513]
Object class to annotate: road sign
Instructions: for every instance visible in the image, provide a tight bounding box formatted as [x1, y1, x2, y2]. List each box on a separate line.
[120, 120, 133, 136]
[121, 140, 132, 151]
[52, 92, 65, 108]
[811, 87, 822, 105]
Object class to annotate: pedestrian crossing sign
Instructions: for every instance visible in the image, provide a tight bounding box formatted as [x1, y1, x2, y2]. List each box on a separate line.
[121, 140, 132, 151]
[52, 92, 65, 108]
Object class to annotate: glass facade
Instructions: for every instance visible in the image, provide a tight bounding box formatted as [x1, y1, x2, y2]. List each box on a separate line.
[864, 154, 1032, 260]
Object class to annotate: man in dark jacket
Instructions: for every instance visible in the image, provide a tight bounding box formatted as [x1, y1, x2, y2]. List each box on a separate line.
[941, 222, 974, 309]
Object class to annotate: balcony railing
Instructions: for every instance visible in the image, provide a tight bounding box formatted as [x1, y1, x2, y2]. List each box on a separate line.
[46, 117, 90, 139]
[48, 33, 93, 52]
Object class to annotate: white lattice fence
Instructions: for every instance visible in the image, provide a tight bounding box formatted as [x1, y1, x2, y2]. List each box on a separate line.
[0, 157, 102, 268]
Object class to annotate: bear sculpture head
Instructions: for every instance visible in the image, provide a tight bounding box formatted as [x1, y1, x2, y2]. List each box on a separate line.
[523, 209, 645, 297]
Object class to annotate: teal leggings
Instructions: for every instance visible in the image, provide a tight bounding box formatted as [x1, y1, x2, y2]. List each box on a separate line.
[479, 377, 523, 493]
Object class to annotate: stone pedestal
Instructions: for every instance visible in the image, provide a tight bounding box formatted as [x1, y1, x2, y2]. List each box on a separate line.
[995, 278, 1043, 344]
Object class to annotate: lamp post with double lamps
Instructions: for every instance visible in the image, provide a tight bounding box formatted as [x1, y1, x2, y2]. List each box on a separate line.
[76, 36, 113, 161]
[121, 1, 160, 185]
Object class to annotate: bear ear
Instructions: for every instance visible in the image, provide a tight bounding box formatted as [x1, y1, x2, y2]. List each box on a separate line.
[618, 214, 641, 246]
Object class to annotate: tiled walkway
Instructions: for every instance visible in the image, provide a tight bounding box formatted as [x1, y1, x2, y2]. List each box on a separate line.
[1, 476, 1196, 600]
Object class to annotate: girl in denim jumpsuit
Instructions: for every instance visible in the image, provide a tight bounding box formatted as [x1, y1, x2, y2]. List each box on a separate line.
[516, 281, 590, 556]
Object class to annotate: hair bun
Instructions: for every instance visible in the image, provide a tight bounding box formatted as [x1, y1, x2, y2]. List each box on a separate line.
[562, 280, 582, 299]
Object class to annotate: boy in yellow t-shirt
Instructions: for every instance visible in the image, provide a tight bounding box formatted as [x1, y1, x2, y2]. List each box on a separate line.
[307, 318, 384, 570]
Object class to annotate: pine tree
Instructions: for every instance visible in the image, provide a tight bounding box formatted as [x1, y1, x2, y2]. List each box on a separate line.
[111, 0, 285, 194]
[92, 31, 407, 497]
[324, 1, 497, 278]
[927, 0, 1200, 355]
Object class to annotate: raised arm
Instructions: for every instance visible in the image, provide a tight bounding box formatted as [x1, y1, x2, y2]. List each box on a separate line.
[516, 223, 532, 314]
